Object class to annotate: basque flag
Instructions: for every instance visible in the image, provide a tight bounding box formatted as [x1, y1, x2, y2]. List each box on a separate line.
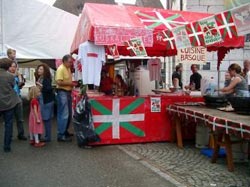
[215, 11, 238, 39]
[135, 10, 187, 30]
[186, 22, 205, 47]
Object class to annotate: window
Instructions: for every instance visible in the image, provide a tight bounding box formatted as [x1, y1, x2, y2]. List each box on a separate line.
[203, 62, 211, 70]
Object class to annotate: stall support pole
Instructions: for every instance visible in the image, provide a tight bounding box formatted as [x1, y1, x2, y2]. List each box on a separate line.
[217, 70, 220, 93]
[0, 0, 4, 56]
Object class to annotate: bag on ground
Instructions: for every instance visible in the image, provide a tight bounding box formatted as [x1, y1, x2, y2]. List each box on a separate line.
[73, 96, 100, 147]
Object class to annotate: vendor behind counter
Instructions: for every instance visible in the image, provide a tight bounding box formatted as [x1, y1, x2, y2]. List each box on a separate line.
[99, 70, 113, 95]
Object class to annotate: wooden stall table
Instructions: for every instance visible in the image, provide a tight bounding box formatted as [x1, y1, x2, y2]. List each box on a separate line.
[167, 103, 250, 172]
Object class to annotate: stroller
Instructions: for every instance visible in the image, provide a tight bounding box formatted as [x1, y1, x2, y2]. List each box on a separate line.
[72, 95, 101, 148]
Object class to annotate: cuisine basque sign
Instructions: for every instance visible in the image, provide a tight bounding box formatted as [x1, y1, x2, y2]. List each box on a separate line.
[177, 47, 207, 64]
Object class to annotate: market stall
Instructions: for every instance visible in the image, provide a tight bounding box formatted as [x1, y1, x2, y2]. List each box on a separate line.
[70, 3, 246, 145]
[72, 90, 203, 144]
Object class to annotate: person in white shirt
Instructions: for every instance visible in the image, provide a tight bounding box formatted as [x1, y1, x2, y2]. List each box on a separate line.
[243, 59, 250, 91]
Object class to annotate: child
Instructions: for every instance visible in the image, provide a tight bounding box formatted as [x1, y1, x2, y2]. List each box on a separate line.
[28, 86, 45, 147]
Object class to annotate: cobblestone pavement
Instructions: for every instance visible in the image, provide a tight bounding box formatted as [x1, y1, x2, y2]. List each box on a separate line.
[119, 142, 250, 187]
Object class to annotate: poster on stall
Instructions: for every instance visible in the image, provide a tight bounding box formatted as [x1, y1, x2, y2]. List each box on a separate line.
[199, 17, 222, 45]
[108, 44, 120, 60]
[231, 3, 250, 35]
[177, 47, 207, 64]
[151, 97, 161, 113]
[126, 38, 147, 56]
[172, 25, 191, 49]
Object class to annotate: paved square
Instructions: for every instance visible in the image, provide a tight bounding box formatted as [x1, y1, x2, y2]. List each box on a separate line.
[119, 143, 250, 187]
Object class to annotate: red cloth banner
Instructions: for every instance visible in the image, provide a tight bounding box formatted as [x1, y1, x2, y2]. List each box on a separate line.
[94, 26, 153, 47]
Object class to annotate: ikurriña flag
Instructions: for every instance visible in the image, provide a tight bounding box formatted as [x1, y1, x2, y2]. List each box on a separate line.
[135, 10, 187, 30]
[186, 22, 205, 47]
[90, 98, 146, 139]
[215, 11, 238, 40]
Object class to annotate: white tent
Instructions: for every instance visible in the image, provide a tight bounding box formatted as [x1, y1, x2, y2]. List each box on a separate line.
[0, 0, 79, 59]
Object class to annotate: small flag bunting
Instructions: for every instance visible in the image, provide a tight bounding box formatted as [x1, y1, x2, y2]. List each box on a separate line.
[186, 22, 205, 47]
[125, 38, 147, 56]
[172, 25, 191, 49]
[199, 16, 222, 45]
[215, 11, 238, 39]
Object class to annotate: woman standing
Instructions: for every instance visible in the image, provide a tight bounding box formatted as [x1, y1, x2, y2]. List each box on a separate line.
[219, 63, 248, 96]
[35, 63, 54, 142]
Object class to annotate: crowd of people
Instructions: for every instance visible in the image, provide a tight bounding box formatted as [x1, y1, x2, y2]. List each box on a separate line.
[0, 50, 78, 152]
[172, 61, 250, 96]
[0, 48, 130, 152]
[1, 47, 250, 153]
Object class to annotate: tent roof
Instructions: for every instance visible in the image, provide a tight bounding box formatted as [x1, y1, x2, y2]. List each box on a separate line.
[1, 0, 79, 59]
[71, 3, 244, 57]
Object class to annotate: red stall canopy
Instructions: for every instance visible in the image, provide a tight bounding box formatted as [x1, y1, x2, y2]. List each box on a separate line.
[71, 3, 244, 59]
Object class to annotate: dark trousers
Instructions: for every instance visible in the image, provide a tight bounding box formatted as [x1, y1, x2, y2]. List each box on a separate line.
[0, 108, 14, 150]
[14, 100, 25, 137]
[44, 119, 52, 141]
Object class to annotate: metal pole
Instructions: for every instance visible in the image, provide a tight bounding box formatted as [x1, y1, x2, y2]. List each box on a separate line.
[217, 49, 221, 95]
[218, 70, 220, 95]
[0, 0, 4, 56]
[180, 0, 183, 11]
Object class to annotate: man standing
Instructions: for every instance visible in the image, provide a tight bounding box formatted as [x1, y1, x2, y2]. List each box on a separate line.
[7, 49, 27, 140]
[243, 59, 250, 91]
[0, 58, 21, 152]
[172, 64, 183, 89]
[185, 64, 202, 91]
[55, 55, 77, 142]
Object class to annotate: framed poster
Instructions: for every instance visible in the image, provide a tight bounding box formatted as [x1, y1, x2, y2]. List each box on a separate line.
[151, 97, 161, 112]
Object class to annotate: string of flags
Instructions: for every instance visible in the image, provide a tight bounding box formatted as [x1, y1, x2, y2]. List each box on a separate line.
[155, 3, 249, 50]
[107, 3, 250, 58]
